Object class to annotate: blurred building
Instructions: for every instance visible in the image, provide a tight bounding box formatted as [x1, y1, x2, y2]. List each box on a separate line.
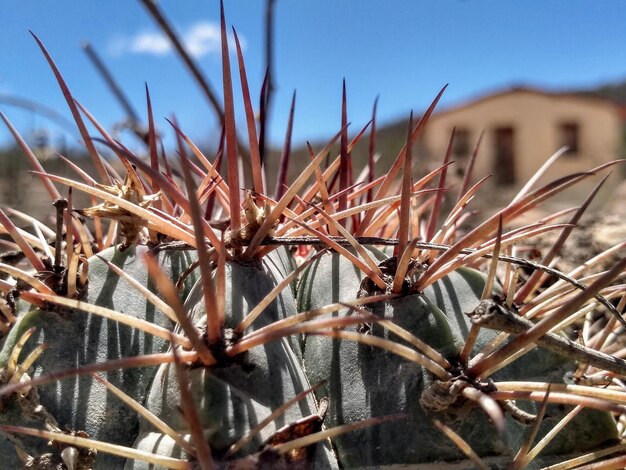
[421, 86, 624, 187]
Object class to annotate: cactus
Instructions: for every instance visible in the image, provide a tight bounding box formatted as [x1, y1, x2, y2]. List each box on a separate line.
[0, 245, 198, 468]
[298, 249, 618, 467]
[130, 250, 336, 468]
[1, 3, 626, 469]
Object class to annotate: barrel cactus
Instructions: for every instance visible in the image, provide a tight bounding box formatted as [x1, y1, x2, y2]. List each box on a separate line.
[1, 3, 626, 469]
[0, 245, 197, 468]
[297, 249, 619, 467]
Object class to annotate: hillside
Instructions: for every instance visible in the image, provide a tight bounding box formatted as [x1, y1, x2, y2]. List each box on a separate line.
[576, 78, 626, 104]
[2, 78, 626, 212]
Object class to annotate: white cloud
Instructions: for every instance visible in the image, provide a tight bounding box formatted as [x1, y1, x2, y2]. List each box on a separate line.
[185, 22, 221, 57]
[129, 31, 171, 55]
[109, 21, 245, 58]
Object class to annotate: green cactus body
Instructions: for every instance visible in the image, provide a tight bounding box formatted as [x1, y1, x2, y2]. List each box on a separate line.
[0, 245, 197, 469]
[297, 250, 617, 467]
[129, 249, 338, 469]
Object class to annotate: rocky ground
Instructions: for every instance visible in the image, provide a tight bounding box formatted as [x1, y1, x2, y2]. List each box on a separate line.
[538, 179, 626, 274]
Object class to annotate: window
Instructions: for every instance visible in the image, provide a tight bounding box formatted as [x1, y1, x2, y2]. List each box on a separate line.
[559, 122, 580, 155]
[452, 127, 471, 158]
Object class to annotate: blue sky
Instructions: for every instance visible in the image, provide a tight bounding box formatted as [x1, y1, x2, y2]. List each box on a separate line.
[1, 1, 626, 152]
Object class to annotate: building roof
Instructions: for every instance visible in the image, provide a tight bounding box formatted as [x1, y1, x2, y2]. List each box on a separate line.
[433, 85, 623, 119]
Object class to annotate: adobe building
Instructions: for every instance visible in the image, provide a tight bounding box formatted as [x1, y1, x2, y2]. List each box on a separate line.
[420, 87, 624, 191]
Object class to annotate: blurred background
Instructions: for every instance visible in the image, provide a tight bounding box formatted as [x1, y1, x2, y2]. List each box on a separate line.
[1, 0, 625, 220]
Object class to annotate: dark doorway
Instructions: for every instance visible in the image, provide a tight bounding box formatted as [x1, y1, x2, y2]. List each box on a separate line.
[559, 122, 580, 155]
[493, 126, 516, 185]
